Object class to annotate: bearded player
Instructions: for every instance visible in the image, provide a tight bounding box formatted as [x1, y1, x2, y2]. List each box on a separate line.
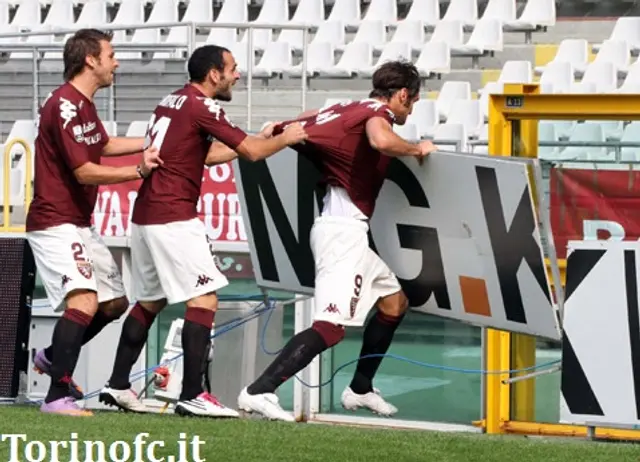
[26, 29, 162, 416]
[98, 45, 307, 417]
[234, 60, 436, 421]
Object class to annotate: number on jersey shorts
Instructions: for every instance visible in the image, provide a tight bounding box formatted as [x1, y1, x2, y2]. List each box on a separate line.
[130, 218, 229, 304]
[310, 216, 402, 327]
[26, 224, 126, 311]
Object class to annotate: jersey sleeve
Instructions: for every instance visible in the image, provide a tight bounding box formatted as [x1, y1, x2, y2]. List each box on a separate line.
[194, 97, 248, 149]
[51, 97, 92, 170]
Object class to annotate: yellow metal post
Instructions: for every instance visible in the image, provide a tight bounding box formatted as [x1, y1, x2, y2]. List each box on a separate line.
[1, 138, 33, 233]
[485, 86, 640, 441]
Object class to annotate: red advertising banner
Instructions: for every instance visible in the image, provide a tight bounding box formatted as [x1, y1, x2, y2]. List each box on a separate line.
[549, 167, 640, 259]
[93, 154, 247, 243]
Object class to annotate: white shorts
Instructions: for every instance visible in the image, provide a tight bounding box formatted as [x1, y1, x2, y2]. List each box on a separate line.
[311, 216, 402, 327]
[130, 218, 229, 305]
[26, 224, 127, 312]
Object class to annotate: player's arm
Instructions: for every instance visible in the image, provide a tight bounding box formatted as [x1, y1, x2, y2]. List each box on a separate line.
[198, 103, 307, 163]
[365, 116, 435, 158]
[204, 122, 278, 166]
[102, 136, 146, 157]
[73, 148, 159, 184]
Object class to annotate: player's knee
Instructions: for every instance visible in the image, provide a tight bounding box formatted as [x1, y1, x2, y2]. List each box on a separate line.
[312, 321, 345, 347]
[65, 289, 98, 316]
[378, 291, 409, 318]
[187, 292, 218, 312]
[99, 296, 129, 319]
[138, 299, 167, 314]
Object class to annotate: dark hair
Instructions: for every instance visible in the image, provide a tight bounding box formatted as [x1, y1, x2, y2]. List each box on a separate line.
[188, 45, 230, 83]
[63, 29, 113, 82]
[369, 60, 421, 100]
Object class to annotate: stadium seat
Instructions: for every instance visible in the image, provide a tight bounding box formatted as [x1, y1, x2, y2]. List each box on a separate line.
[446, 99, 483, 138]
[593, 17, 640, 55]
[215, 0, 248, 23]
[591, 39, 631, 76]
[472, 123, 489, 154]
[503, 0, 556, 35]
[201, 27, 238, 50]
[407, 99, 439, 138]
[578, 61, 617, 93]
[620, 122, 640, 162]
[361, 0, 398, 27]
[538, 60, 574, 94]
[253, 41, 292, 78]
[336, 20, 385, 53]
[182, 0, 214, 24]
[415, 41, 451, 77]
[618, 60, 640, 93]
[442, 0, 478, 28]
[318, 41, 372, 78]
[535, 39, 589, 76]
[8, 0, 41, 31]
[285, 41, 334, 77]
[239, 28, 272, 53]
[436, 81, 472, 121]
[592, 120, 624, 141]
[111, 0, 145, 30]
[401, 0, 440, 29]
[146, 0, 179, 26]
[102, 121, 118, 137]
[481, 0, 515, 23]
[75, 0, 109, 29]
[432, 123, 467, 152]
[0, 1, 9, 29]
[38, 0, 74, 30]
[454, 18, 504, 58]
[309, 21, 345, 49]
[386, 20, 425, 54]
[561, 122, 609, 161]
[498, 60, 533, 83]
[430, 20, 464, 51]
[230, 41, 252, 74]
[326, 0, 360, 30]
[362, 42, 413, 77]
[254, 0, 289, 25]
[393, 122, 419, 141]
[289, 0, 325, 27]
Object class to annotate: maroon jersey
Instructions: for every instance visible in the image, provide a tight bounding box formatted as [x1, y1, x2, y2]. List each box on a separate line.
[26, 83, 109, 232]
[274, 99, 395, 218]
[132, 85, 248, 226]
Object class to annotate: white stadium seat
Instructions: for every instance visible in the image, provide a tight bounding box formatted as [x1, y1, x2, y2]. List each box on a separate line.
[393, 122, 419, 142]
[285, 41, 335, 77]
[620, 122, 640, 162]
[445, 99, 483, 138]
[593, 17, 640, 55]
[504, 0, 556, 34]
[433, 123, 468, 152]
[253, 41, 292, 78]
[386, 20, 425, 54]
[535, 39, 589, 76]
[336, 20, 385, 53]
[362, 0, 398, 27]
[318, 41, 372, 78]
[215, 0, 248, 24]
[592, 39, 631, 76]
[498, 60, 533, 84]
[442, 0, 478, 28]
[360, 41, 412, 77]
[310, 21, 346, 49]
[326, 0, 361, 30]
[407, 99, 439, 138]
[436, 81, 472, 122]
[415, 41, 451, 77]
[481, 0, 515, 23]
[402, 0, 440, 29]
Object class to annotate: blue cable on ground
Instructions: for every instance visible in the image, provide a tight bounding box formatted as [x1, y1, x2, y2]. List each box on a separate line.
[27, 296, 562, 405]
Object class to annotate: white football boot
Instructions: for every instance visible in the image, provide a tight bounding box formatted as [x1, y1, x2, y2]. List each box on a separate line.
[175, 392, 240, 418]
[237, 387, 295, 422]
[341, 387, 398, 416]
[99, 387, 149, 413]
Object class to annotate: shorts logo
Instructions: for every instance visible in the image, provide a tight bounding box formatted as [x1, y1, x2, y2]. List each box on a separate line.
[351, 274, 363, 318]
[61, 275, 71, 287]
[195, 274, 212, 287]
[71, 242, 93, 280]
[324, 303, 339, 314]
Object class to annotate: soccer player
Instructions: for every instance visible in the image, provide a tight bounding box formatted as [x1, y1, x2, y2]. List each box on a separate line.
[98, 45, 307, 417]
[236, 60, 436, 421]
[26, 29, 162, 416]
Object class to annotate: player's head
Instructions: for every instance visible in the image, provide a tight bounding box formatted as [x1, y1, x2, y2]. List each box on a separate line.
[187, 45, 240, 102]
[369, 60, 421, 125]
[63, 29, 118, 88]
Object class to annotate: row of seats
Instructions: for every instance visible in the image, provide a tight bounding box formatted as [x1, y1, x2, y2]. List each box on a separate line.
[0, 0, 554, 34]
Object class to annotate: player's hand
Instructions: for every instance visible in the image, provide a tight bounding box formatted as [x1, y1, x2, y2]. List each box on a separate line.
[281, 122, 308, 145]
[259, 121, 281, 138]
[140, 145, 163, 177]
[416, 140, 437, 165]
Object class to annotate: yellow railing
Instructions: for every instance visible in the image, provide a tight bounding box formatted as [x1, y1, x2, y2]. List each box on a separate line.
[1, 138, 33, 233]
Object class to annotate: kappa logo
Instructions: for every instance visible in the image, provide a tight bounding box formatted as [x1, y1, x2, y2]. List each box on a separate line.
[324, 303, 339, 314]
[59, 97, 78, 129]
[198, 97, 237, 127]
[195, 274, 213, 287]
[61, 275, 71, 287]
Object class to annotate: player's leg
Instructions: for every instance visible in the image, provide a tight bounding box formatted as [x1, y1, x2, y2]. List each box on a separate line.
[238, 218, 364, 421]
[27, 225, 99, 416]
[341, 253, 407, 417]
[100, 224, 166, 412]
[142, 219, 237, 418]
[36, 228, 129, 374]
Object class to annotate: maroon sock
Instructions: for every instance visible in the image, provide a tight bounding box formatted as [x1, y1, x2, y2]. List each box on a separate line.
[180, 307, 215, 401]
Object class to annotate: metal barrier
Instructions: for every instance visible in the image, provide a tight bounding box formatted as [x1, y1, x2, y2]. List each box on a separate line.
[0, 21, 313, 130]
[1, 138, 32, 232]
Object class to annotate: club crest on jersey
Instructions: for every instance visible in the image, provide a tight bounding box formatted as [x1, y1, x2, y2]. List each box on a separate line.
[72, 125, 83, 142]
[76, 260, 93, 280]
